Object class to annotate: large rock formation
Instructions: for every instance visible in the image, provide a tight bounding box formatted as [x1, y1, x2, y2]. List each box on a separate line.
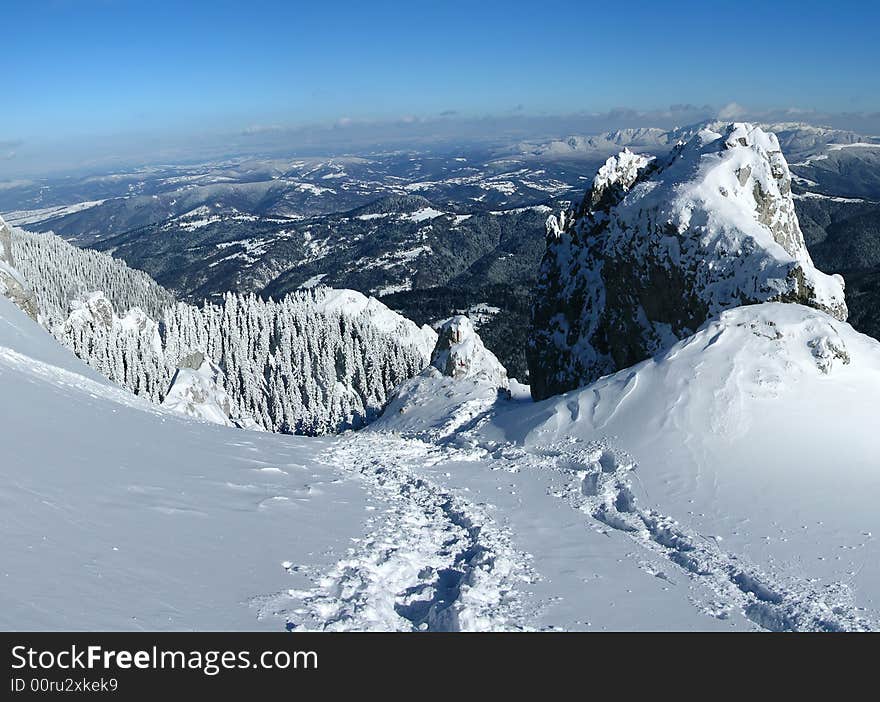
[430, 315, 509, 389]
[528, 122, 848, 401]
[61, 291, 161, 351]
[0, 216, 38, 320]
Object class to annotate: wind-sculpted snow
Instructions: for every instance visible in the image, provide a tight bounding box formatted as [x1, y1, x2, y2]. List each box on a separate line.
[529, 122, 849, 399]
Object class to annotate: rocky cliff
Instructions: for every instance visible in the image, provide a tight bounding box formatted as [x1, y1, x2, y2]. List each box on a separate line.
[0, 216, 38, 320]
[528, 123, 848, 400]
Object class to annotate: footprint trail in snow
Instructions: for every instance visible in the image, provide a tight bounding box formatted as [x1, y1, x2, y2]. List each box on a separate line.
[497, 439, 876, 632]
[257, 434, 534, 631]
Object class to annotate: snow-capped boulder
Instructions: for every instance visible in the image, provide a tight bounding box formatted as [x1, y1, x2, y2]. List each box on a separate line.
[0, 216, 38, 320]
[61, 291, 163, 354]
[64, 291, 116, 329]
[431, 315, 508, 389]
[161, 351, 237, 427]
[373, 316, 510, 440]
[528, 122, 848, 400]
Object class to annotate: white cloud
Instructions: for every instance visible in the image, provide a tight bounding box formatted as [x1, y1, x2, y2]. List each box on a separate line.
[717, 102, 747, 120]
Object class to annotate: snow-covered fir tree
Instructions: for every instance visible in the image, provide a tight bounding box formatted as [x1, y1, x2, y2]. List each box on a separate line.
[5, 223, 432, 435]
[161, 291, 429, 433]
[9, 227, 174, 325]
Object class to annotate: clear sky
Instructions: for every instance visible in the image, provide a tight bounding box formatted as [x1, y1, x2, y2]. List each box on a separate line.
[2, 0, 879, 173]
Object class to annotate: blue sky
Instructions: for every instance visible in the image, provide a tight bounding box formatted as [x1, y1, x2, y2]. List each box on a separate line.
[2, 0, 879, 174]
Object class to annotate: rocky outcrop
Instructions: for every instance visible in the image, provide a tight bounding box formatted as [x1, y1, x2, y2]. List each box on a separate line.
[0, 216, 38, 320]
[62, 291, 160, 348]
[528, 122, 848, 401]
[430, 315, 508, 389]
[161, 351, 238, 427]
[372, 315, 511, 440]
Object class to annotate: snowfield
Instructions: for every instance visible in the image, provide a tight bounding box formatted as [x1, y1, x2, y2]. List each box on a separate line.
[0, 296, 366, 630]
[1, 292, 879, 630]
[373, 302, 880, 631]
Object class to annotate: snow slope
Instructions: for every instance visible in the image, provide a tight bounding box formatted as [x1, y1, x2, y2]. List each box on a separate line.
[0, 295, 368, 630]
[376, 303, 880, 630]
[3, 290, 879, 631]
[0, 297, 531, 631]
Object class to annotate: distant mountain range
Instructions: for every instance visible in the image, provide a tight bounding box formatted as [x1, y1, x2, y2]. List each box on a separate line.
[2, 121, 879, 378]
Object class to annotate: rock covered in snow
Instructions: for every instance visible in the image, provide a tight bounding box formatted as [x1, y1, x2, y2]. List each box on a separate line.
[373, 316, 510, 440]
[161, 351, 238, 427]
[588, 148, 655, 210]
[65, 291, 116, 329]
[0, 216, 38, 320]
[431, 315, 508, 389]
[62, 291, 162, 353]
[528, 122, 849, 400]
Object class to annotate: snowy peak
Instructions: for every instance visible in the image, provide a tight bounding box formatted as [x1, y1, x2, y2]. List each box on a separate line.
[712, 123, 805, 258]
[528, 122, 848, 400]
[585, 148, 654, 211]
[430, 315, 508, 389]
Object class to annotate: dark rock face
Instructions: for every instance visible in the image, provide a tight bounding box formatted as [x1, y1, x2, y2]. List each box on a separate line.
[527, 123, 848, 401]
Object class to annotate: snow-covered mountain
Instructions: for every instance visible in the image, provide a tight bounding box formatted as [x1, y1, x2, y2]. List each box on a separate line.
[2, 217, 435, 435]
[309, 287, 437, 361]
[513, 120, 879, 164]
[514, 128, 672, 158]
[2, 119, 880, 632]
[3, 225, 880, 631]
[529, 123, 848, 399]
